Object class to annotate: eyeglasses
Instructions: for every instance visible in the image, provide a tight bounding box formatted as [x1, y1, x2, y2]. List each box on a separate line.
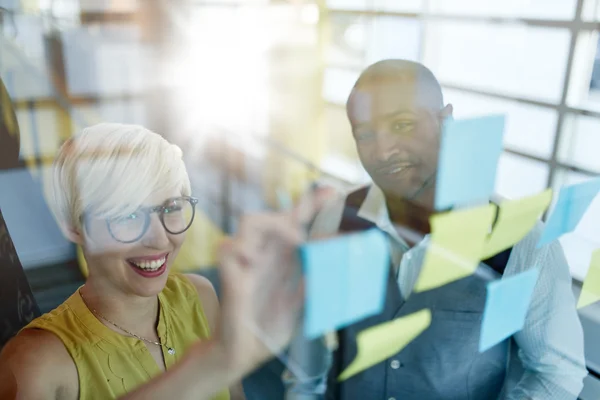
[105, 196, 199, 243]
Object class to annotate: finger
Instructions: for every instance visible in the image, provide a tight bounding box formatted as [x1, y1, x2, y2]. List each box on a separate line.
[218, 237, 253, 277]
[237, 213, 303, 257]
[292, 186, 338, 229]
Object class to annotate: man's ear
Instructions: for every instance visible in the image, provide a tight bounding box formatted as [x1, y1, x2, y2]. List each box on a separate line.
[440, 103, 453, 119]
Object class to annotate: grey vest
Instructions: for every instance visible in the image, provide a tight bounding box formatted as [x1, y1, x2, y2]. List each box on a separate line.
[326, 188, 510, 400]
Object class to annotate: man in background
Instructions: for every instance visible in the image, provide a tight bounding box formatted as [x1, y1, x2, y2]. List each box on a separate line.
[307, 59, 587, 399]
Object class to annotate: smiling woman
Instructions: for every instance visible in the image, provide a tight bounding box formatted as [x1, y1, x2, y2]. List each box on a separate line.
[0, 123, 329, 400]
[0, 123, 235, 399]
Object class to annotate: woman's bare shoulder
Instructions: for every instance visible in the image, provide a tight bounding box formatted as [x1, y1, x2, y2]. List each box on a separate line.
[0, 329, 78, 399]
[183, 274, 219, 331]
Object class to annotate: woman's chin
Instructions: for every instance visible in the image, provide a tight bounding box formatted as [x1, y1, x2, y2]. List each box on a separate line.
[124, 261, 170, 296]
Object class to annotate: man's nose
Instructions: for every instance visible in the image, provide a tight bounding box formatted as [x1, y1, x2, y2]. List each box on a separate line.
[374, 132, 401, 162]
[141, 214, 170, 249]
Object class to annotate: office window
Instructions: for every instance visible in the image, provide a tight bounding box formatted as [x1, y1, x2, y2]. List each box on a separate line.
[366, 16, 421, 64]
[16, 107, 61, 160]
[70, 100, 147, 133]
[326, 15, 420, 68]
[78, 0, 139, 12]
[9, 15, 46, 61]
[371, 0, 423, 13]
[559, 114, 600, 173]
[427, 0, 577, 20]
[324, 105, 357, 161]
[568, 31, 600, 112]
[326, 14, 368, 68]
[326, 0, 369, 11]
[583, 0, 600, 20]
[444, 89, 557, 159]
[0, 15, 53, 100]
[495, 152, 549, 199]
[423, 21, 571, 103]
[323, 67, 360, 105]
[61, 25, 150, 97]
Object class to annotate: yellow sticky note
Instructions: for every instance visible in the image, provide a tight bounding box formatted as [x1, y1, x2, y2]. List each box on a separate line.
[414, 204, 495, 293]
[338, 309, 432, 381]
[482, 189, 552, 259]
[578, 250, 600, 309]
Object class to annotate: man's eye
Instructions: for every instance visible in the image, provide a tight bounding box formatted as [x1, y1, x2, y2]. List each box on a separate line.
[391, 120, 414, 133]
[356, 131, 375, 141]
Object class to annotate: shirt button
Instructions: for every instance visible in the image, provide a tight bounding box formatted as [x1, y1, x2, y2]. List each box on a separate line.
[390, 359, 401, 369]
[388, 397, 397, 400]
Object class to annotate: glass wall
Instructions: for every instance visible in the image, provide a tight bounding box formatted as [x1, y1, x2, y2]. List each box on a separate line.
[321, 0, 600, 281]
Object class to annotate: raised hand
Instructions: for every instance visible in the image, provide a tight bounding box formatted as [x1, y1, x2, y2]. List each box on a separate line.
[216, 188, 335, 374]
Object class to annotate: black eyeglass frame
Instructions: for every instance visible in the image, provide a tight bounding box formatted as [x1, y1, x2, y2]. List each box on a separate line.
[103, 196, 199, 244]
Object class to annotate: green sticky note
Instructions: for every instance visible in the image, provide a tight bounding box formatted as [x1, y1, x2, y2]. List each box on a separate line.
[338, 309, 432, 382]
[414, 204, 496, 293]
[482, 189, 553, 259]
[578, 250, 600, 309]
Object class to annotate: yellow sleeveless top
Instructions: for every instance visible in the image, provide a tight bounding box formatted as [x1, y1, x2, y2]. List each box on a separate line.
[22, 273, 230, 400]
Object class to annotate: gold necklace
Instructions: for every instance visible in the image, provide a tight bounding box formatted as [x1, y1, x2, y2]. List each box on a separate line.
[79, 288, 175, 355]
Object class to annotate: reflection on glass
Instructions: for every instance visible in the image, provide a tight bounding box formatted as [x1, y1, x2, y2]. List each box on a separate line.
[559, 114, 600, 174]
[1, 15, 53, 100]
[583, 0, 600, 21]
[15, 107, 61, 160]
[553, 169, 600, 281]
[427, 0, 576, 20]
[326, 0, 369, 11]
[568, 32, 600, 111]
[444, 89, 557, 159]
[372, 0, 423, 12]
[326, 14, 368, 68]
[367, 16, 420, 65]
[70, 100, 148, 133]
[423, 21, 570, 103]
[78, 0, 139, 13]
[322, 106, 368, 184]
[322, 67, 360, 104]
[61, 24, 150, 97]
[496, 152, 549, 199]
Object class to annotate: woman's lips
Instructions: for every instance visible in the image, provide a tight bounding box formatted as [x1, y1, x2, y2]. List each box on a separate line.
[126, 253, 169, 278]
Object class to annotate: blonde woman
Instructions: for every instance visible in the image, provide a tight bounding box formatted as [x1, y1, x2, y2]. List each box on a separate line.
[0, 123, 325, 400]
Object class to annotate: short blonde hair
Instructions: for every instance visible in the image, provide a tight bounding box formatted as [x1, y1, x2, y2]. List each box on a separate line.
[48, 123, 191, 234]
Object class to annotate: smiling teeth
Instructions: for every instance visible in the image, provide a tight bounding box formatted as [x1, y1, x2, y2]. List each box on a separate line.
[131, 257, 166, 271]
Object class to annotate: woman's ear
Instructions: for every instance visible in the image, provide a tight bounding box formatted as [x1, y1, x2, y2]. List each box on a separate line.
[63, 225, 85, 246]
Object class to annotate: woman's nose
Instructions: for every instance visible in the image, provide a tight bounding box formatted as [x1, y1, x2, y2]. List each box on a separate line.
[141, 214, 170, 249]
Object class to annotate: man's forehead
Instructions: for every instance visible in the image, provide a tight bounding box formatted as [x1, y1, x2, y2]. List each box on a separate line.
[348, 86, 419, 123]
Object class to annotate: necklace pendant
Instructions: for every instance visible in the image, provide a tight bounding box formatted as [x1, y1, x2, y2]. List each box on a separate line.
[167, 347, 175, 355]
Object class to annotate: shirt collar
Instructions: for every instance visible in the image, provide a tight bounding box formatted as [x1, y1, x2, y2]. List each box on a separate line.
[356, 185, 410, 250]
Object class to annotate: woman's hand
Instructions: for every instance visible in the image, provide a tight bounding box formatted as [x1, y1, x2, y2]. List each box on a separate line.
[216, 188, 334, 375]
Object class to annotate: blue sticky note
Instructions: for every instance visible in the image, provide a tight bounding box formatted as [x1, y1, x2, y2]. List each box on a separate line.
[435, 115, 505, 211]
[537, 177, 600, 248]
[301, 229, 389, 339]
[479, 269, 539, 352]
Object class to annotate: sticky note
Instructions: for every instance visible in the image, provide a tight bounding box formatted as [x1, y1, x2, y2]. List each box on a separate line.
[538, 177, 600, 248]
[435, 115, 505, 211]
[479, 269, 539, 352]
[338, 309, 432, 381]
[578, 250, 600, 309]
[414, 204, 495, 293]
[482, 189, 553, 259]
[301, 229, 389, 339]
